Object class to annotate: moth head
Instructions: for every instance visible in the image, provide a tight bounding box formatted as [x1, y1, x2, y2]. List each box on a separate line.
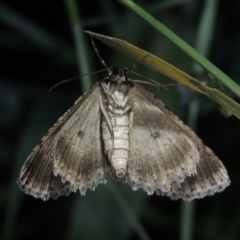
[109, 66, 128, 84]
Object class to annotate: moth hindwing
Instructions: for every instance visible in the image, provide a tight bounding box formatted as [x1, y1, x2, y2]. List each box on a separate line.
[18, 66, 230, 200]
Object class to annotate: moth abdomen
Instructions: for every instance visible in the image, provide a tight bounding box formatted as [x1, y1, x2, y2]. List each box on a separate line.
[103, 116, 130, 178]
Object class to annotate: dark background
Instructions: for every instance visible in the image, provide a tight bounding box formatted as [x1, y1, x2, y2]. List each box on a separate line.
[1, 0, 240, 240]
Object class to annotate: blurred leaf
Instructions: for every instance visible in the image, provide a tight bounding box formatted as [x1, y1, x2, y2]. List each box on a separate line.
[0, 3, 75, 65]
[65, 0, 92, 90]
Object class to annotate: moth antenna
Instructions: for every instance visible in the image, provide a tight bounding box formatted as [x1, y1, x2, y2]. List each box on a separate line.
[132, 80, 162, 89]
[89, 34, 111, 73]
[127, 61, 138, 72]
[130, 70, 179, 92]
[130, 70, 164, 90]
[49, 69, 107, 92]
[127, 54, 164, 90]
[127, 53, 152, 72]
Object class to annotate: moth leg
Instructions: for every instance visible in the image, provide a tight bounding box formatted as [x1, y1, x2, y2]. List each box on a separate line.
[102, 119, 113, 161]
[126, 97, 134, 132]
[100, 96, 113, 161]
[101, 82, 116, 107]
[99, 96, 113, 133]
[101, 81, 114, 98]
[129, 108, 134, 132]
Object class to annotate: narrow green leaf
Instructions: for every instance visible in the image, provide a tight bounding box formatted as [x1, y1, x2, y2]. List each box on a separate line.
[65, 0, 92, 90]
[85, 31, 240, 119]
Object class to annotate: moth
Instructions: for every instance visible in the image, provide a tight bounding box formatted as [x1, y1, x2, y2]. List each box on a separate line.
[18, 40, 230, 201]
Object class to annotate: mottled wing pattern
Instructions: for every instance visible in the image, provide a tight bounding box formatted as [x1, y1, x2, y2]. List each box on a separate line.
[156, 146, 230, 200]
[18, 137, 71, 200]
[127, 84, 230, 199]
[53, 85, 110, 194]
[18, 83, 110, 200]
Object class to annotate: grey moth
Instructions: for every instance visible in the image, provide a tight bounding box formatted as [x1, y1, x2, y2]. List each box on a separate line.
[18, 65, 230, 201]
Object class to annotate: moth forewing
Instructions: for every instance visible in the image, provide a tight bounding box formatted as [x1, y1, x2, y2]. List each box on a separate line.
[18, 128, 72, 200]
[157, 148, 230, 200]
[18, 83, 110, 200]
[126, 83, 230, 199]
[54, 83, 115, 193]
[126, 84, 200, 192]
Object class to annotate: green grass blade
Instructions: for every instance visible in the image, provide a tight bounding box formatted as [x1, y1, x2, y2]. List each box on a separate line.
[117, 0, 240, 98]
[65, 0, 92, 90]
[180, 201, 195, 240]
[180, 98, 199, 240]
[180, 2, 217, 239]
[64, 0, 93, 239]
[108, 184, 151, 240]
